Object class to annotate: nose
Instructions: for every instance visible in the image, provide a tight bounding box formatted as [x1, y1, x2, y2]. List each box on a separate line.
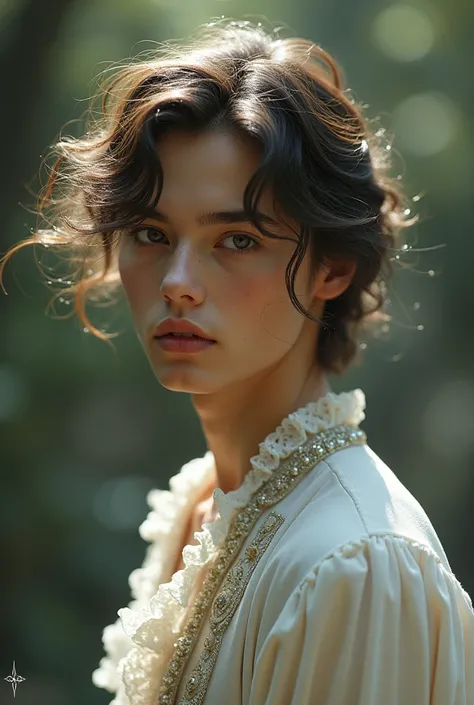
[160, 243, 206, 305]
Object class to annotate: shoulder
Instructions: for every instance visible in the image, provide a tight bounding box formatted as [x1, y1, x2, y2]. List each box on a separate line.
[250, 442, 454, 613]
[321, 442, 452, 567]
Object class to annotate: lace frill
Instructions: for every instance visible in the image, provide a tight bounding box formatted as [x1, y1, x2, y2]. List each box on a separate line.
[92, 389, 366, 705]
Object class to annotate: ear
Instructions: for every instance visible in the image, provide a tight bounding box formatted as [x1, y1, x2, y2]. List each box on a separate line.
[312, 260, 357, 302]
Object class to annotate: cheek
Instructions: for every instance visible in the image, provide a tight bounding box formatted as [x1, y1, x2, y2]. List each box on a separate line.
[228, 263, 304, 343]
[118, 251, 157, 319]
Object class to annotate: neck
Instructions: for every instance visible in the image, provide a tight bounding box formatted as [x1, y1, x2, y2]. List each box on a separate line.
[191, 353, 330, 499]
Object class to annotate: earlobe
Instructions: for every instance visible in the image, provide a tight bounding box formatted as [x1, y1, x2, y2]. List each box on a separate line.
[313, 261, 357, 302]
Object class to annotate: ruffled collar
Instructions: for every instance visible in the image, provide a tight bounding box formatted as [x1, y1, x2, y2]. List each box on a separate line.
[92, 388, 366, 705]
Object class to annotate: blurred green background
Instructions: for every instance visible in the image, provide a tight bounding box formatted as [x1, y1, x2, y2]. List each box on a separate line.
[1, 0, 473, 703]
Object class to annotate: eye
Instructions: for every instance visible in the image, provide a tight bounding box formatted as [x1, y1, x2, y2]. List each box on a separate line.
[219, 233, 261, 255]
[126, 228, 261, 255]
[128, 228, 166, 247]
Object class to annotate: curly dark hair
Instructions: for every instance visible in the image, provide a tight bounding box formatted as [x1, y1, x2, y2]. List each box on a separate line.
[0, 18, 417, 374]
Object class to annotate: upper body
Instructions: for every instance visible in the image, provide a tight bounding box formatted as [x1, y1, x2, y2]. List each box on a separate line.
[92, 389, 474, 705]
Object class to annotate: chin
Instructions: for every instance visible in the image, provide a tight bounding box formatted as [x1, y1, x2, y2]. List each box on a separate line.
[153, 368, 219, 394]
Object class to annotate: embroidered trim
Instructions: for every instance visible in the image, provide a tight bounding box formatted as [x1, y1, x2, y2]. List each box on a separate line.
[157, 423, 366, 705]
[179, 512, 285, 705]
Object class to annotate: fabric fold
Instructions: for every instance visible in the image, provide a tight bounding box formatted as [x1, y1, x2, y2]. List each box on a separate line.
[249, 534, 474, 705]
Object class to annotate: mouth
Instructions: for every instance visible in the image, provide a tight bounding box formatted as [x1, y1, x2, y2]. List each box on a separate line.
[156, 333, 216, 342]
[154, 334, 217, 353]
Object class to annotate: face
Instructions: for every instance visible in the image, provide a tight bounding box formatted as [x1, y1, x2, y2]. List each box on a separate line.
[118, 127, 322, 394]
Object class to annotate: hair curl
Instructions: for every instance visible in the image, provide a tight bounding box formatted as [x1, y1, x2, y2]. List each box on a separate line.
[0, 18, 418, 374]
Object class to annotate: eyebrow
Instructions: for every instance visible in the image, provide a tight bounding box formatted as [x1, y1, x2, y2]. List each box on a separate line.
[145, 208, 282, 229]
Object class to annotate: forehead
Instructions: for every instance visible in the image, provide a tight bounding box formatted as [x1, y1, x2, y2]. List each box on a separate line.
[155, 127, 272, 212]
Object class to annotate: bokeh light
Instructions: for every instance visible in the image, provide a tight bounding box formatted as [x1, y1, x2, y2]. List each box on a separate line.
[391, 91, 461, 156]
[422, 379, 474, 459]
[372, 4, 436, 62]
[0, 364, 29, 420]
[93, 475, 154, 530]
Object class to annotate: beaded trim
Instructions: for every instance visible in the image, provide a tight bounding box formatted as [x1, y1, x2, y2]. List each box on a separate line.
[157, 423, 366, 705]
[179, 511, 285, 705]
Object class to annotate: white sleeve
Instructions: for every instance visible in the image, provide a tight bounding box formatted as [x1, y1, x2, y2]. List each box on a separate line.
[249, 535, 474, 705]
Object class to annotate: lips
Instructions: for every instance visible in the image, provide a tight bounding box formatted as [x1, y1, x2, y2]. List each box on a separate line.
[156, 334, 217, 353]
[153, 320, 216, 341]
[158, 333, 205, 340]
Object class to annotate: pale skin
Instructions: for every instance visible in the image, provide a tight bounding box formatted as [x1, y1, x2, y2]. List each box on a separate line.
[118, 127, 356, 532]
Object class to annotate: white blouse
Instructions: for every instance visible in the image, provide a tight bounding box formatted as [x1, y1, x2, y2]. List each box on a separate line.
[92, 389, 474, 705]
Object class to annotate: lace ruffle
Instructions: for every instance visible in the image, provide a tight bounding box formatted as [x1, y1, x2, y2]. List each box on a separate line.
[92, 389, 366, 704]
[91, 454, 215, 703]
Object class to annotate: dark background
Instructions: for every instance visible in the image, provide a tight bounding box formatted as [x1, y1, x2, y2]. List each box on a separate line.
[1, 0, 473, 703]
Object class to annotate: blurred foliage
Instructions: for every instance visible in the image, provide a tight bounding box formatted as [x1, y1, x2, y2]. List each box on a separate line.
[0, 0, 473, 703]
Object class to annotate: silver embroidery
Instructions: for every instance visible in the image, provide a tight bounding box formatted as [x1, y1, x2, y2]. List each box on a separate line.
[179, 512, 285, 704]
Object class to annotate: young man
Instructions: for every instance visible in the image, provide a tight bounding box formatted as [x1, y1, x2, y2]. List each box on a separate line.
[1, 18, 473, 705]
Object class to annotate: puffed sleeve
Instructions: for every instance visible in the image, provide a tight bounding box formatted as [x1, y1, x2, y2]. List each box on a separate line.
[248, 535, 474, 705]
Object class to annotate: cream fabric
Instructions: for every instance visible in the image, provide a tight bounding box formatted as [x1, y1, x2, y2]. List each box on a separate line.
[92, 389, 474, 704]
[248, 535, 474, 705]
